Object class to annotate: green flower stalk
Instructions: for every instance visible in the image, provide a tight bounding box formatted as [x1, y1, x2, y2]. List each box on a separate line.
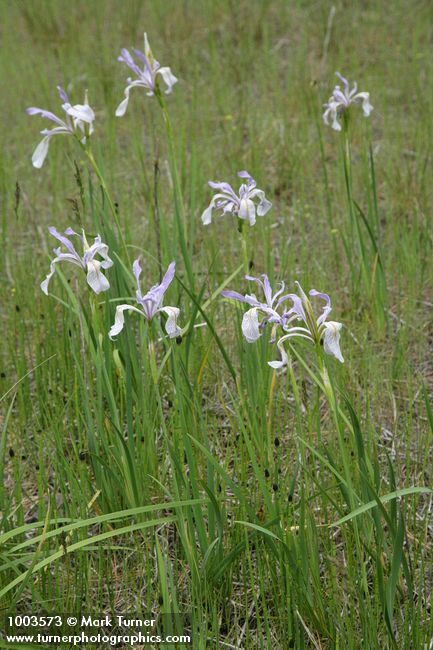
[115, 33, 194, 287]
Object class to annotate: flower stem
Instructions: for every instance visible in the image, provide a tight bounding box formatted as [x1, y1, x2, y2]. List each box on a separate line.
[316, 348, 356, 511]
[238, 220, 250, 275]
[156, 91, 195, 290]
[81, 144, 130, 262]
[342, 117, 369, 292]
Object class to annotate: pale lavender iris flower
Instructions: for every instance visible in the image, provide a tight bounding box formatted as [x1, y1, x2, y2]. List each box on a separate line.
[323, 72, 373, 131]
[269, 282, 344, 368]
[27, 86, 95, 168]
[41, 227, 113, 295]
[221, 274, 290, 343]
[201, 171, 272, 227]
[109, 259, 181, 339]
[115, 33, 178, 117]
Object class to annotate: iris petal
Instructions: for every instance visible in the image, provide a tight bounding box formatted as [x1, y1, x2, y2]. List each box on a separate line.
[241, 308, 261, 343]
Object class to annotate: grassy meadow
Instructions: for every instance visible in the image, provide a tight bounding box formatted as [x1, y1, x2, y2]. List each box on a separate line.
[1, 1, 432, 648]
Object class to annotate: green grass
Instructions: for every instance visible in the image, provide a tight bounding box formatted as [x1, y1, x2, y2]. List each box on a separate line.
[1, 1, 432, 648]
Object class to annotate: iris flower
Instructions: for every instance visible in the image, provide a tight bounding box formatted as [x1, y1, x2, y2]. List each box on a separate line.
[41, 227, 113, 295]
[222, 277, 344, 367]
[323, 72, 373, 131]
[221, 274, 290, 343]
[27, 86, 95, 168]
[269, 282, 344, 368]
[115, 33, 178, 117]
[109, 259, 181, 339]
[201, 171, 272, 227]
